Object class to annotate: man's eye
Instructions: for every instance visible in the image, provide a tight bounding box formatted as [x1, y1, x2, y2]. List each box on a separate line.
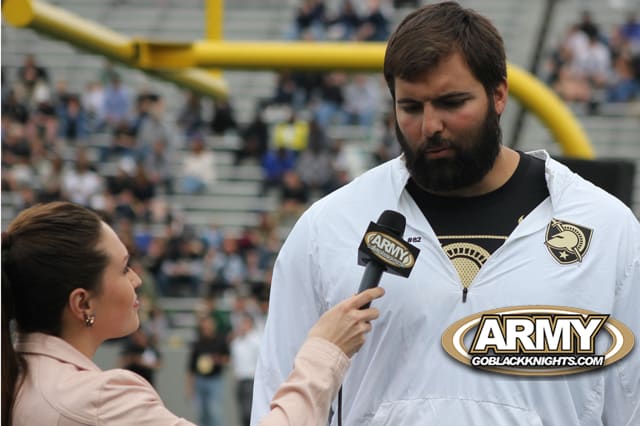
[438, 98, 466, 108]
[400, 104, 422, 114]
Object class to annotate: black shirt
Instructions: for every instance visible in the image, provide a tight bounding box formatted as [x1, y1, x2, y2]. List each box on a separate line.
[188, 335, 230, 377]
[406, 151, 549, 287]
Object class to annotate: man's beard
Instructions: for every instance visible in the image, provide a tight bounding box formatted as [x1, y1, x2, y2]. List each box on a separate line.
[397, 102, 502, 193]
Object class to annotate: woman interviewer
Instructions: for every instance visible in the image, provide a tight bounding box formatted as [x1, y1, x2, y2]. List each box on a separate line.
[2, 201, 383, 425]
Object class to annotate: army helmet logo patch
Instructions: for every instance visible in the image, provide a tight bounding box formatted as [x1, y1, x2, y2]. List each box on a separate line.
[545, 219, 593, 264]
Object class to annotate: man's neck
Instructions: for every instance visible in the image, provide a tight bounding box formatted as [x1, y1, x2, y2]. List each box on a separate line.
[427, 146, 520, 197]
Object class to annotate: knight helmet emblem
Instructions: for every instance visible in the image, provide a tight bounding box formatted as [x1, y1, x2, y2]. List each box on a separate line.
[544, 219, 593, 264]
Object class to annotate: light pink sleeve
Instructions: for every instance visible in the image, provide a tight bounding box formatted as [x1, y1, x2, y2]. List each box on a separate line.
[96, 369, 196, 426]
[259, 337, 350, 426]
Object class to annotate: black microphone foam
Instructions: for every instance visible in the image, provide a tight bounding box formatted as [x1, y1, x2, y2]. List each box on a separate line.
[357, 210, 409, 309]
[377, 210, 406, 236]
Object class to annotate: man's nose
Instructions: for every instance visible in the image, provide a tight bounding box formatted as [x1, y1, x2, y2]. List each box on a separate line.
[421, 104, 444, 138]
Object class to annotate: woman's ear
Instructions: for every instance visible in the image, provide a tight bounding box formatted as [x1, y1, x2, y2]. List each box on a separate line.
[68, 288, 93, 322]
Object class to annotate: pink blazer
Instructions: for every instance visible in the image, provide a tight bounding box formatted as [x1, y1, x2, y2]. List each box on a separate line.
[13, 333, 195, 426]
[261, 337, 350, 426]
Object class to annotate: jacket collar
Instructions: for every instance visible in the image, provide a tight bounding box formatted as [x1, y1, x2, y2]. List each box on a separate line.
[388, 149, 575, 211]
[15, 332, 101, 372]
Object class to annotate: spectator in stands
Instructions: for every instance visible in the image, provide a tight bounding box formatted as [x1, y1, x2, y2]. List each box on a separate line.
[131, 162, 157, 221]
[178, 91, 205, 138]
[98, 60, 121, 86]
[617, 11, 640, 54]
[57, 94, 89, 141]
[230, 312, 262, 426]
[293, 69, 325, 106]
[279, 170, 310, 219]
[17, 54, 49, 94]
[373, 110, 402, 165]
[186, 316, 230, 426]
[32, 103, 59, 147]
[113, 189, 140, 223]
[296, 134, 335, 195]
[244, 248, 268, 285]
[326, 140, 352, 192]
[101, 121, 135, 161]
[142, 235, 168, 291]
[554, 24, 612, 110]
[236, 226, 261, 257]
[129, 91, 153, 137]
[286, 0, 326, 40]
[181, 133, 217, 194]
[210, 98, 238, 136]
[144, 137, 174, 194]
[160, 233, 206, 297]
[119, 327, 162, 387]
[326, 0, 360, 41]
[545, 22, 590, 85]
[314, 72, 347, 126]
[19, 76, 51, 112]
[136, 94, 173, 161]
[61, 147, 103, 207]
[235, 107, 269, 165]
[82, 81, 106, 132]
[8, 155, 35, 196]
[197, 292, 233, 338]
[355, 0, 391, 42]
[36, 153, 65, 203]
[607, 50, 640, 102]
[1, 121, 31, 172]
[256, 229, 280, 272]
[270, 71, 299, 106]
[29, 137, 52, 182]
[209, 235, 248, 288]
[106, 156, 136, 197]
[51, 80, 70, 116]
[343, 73, 382, 127]
[261, 147, 296, 195]
[272, 111, 310, 152]
[576, 10, 603, 43]
[202, 222, 225, 252]
[103, 75, 131, 129]
[2, 89, 30, 124]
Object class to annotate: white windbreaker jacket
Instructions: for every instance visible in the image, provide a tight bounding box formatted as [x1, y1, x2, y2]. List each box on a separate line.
[251, 151, 640, 426]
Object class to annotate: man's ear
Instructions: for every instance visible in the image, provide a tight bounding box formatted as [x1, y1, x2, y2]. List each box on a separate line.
[68, 288, 93, 322]
[493, 79, 508, 115]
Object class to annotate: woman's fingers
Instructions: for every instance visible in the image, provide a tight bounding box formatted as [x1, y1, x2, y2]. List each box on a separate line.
[350, 286, 385, 309]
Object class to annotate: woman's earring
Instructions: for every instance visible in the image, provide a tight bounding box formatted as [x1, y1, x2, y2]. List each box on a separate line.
[84, 313, 96, 327]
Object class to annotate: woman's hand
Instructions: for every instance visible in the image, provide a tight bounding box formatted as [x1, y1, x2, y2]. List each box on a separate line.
[307, 287, 385, 358]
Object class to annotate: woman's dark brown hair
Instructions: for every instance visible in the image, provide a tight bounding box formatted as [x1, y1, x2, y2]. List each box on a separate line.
[1, 202, 109, 425]
[383, 1, 507, 98]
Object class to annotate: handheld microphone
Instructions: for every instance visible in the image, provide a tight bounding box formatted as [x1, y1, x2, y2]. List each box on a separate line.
[357, 210, 419, 308]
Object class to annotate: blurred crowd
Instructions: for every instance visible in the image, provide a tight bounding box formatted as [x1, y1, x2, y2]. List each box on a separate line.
[545, 9, 640, 113]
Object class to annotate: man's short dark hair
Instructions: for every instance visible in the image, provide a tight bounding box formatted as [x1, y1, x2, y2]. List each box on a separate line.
[383, 1, 507, 97]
